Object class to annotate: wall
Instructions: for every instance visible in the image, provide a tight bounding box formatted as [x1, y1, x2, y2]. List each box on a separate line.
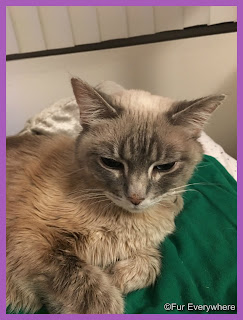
[6, 32, 237, 158]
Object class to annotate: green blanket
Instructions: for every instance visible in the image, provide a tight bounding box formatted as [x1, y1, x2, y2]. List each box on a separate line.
[7, 155, 237, 314]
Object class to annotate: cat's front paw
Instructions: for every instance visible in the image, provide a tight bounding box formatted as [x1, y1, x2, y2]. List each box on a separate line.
[89, 285, 123, 314]
[107, 255, 160, 294]
[60, 282, 124, 314]
[44, 264, 124, 314]
[80, 273, 124, 314]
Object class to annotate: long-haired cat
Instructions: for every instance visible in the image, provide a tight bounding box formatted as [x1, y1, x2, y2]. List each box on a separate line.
[6, 78, 225, 314]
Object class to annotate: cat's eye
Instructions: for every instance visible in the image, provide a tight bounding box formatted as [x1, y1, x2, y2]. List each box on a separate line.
[100, 157, 124, 170]
[154, 162, 176, 172]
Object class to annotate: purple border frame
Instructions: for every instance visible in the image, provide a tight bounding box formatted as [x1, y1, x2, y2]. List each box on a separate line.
[1, 0, 240, 319]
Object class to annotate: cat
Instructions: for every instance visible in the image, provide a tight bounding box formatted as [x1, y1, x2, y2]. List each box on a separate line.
[6, 78, 225, 314]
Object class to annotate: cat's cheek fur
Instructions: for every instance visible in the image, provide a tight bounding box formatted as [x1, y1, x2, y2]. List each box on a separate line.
[174, 195, 184, 215]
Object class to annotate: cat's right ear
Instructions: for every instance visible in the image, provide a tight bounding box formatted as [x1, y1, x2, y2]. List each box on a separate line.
[71, 77, 121, 130]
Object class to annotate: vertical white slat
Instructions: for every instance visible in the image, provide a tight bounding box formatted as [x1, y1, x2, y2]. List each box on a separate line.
[6, 7, 19, 54]
[209, 6, 237, 25]
[68, 6, 100, 45]
[96, 6, 128, 41]
[233, 6, 237, 22]
[38, 6, 74, 49]
[153, 6, 184, 32]
[183, 6, 210, 28]
[126, 6, 154, 37]
[8, 6, 46, 53]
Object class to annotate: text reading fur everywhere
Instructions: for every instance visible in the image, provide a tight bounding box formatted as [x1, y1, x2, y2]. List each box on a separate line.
[163, 303, 236, 312]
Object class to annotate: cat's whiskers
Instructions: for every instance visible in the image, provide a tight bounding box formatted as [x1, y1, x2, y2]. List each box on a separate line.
[195, 164, 210, 169]
[71, 195, 108, 202]
[61, 167, 86, 177]
[67, 190, 105, 197]
[67, 188, 104, 194]
[82, 188, 104, 192]
[76, 192, 107, 197]
[168, 182, 214, 193]
[169, 189, 200, 195]
[88, 199, 109, 205]
[68, 190, 109, 202]
[160, 182, 217, 199]
[101, 202, 113, 213]
[154, 187, 202, 207]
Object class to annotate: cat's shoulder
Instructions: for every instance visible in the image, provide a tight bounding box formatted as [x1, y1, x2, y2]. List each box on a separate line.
[7, 134, 73, 150]
[6, 134, 75, 165]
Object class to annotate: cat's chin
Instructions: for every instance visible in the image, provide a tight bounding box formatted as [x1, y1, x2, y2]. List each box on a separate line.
[104, 192, 154, 213]
[114, 202, 151, 214]
[125, 206, 150, 214]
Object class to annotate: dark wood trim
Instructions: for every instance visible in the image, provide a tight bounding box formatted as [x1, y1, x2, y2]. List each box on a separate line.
[6, 22, 237, 61]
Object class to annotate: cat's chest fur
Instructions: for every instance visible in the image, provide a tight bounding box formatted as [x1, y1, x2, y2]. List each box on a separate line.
[72, 200, 180, 268]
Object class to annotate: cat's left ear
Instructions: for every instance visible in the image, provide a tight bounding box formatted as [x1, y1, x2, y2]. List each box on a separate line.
[71, 77, 121, 130]
[167, 94, 226, 133]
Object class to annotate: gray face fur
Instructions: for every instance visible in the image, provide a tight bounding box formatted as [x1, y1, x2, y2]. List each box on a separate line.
[72, 78, 225, 213]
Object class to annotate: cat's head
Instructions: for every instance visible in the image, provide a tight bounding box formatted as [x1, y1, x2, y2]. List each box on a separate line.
[71, 78, 225, 213]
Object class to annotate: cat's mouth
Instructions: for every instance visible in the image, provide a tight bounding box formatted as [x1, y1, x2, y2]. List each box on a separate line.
[104, 192, 152, 213]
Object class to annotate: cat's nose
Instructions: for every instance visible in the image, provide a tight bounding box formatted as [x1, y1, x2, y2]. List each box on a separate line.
[127, 195, 145, 206]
